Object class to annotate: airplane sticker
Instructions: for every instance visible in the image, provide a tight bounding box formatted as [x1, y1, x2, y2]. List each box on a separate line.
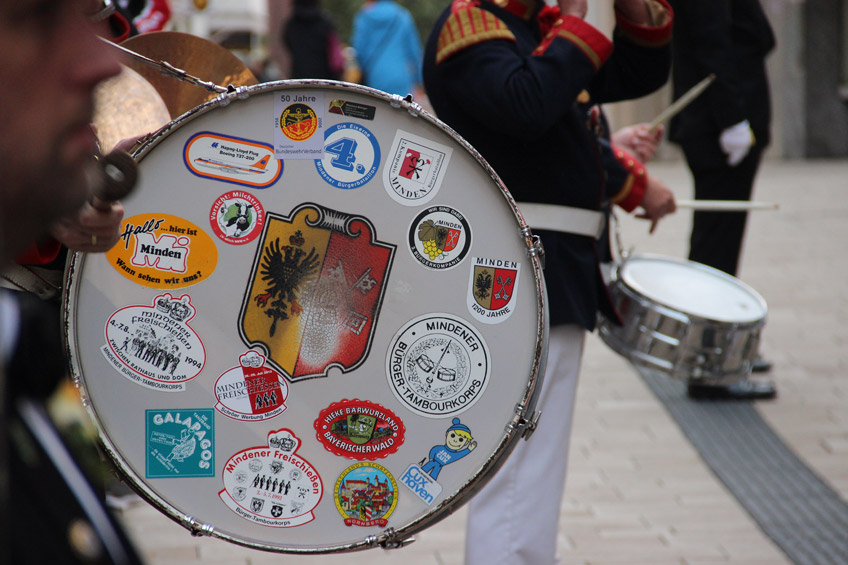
[184, 132, 283, 189]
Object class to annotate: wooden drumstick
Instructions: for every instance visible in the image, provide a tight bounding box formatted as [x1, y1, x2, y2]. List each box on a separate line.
[648, 74, 716, 132]
[676, 199, 779, 212]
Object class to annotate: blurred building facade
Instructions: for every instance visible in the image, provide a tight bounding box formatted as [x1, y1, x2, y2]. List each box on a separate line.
[168, 0, 845, 158]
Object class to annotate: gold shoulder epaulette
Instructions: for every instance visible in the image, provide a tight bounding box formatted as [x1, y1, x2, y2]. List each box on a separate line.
[436, 4, 516, 65]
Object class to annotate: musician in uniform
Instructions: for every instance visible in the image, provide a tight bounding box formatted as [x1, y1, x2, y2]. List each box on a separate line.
[422, 0, 675, 562]
[668, 0, 777, 399]
[0, 0, 141, 562]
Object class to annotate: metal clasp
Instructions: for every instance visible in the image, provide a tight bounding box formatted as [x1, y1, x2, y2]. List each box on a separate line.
[521, 227, 546, 269]
[508, 404, 543, 440]
[183, 516, 214, 537]
[366, 528, 416, 550]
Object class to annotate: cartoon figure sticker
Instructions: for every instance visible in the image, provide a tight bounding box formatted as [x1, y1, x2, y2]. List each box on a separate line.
[314, 122, 381, 189]
[408, 205, 471, 270]
[400, 418, 477, 505]
[314, 399, 405, 460]
[209, 191, 265, 245]
[467, 257, 521, 324]
[184, 132, 282, 188]
[275, 91, 325, 159]
[219, 429, 322, 528]
[146, 409, 214, 478]
[384, 129, 452, 206]
[240, 203, 395, 382]
[334, 462, 398, 527]
[214, 351, 289, 422]
[386, 313, 490, 418]
[106, 213, 218, 289]
[101, 294, 205, 391]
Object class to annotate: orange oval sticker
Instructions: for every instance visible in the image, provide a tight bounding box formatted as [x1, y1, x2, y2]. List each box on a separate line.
[106, 213, 218, 289]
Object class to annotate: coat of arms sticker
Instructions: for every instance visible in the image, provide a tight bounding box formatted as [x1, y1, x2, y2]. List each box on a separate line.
[239, 203, 395, 382]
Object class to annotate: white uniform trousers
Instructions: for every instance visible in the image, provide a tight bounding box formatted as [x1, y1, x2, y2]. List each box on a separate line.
[465, 324, 585, 565]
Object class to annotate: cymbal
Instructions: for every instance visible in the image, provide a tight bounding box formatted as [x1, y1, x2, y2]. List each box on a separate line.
[93, 65, 171, 153]
[119, 31, 258, 119]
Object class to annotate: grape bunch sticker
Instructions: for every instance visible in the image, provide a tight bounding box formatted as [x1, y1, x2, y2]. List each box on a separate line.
[408, 206, 471, 271]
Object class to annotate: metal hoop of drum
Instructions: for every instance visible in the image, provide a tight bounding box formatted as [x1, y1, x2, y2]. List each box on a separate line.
[64, 81, 547, 553]
[599, 254, 767, 385]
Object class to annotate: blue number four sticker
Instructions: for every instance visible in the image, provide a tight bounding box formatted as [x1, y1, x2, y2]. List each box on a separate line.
[314, 123, 381, 189]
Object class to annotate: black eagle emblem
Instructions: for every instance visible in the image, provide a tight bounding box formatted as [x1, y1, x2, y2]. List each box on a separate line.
[474, 271, 493, 300]
[253, 237, 321, 336]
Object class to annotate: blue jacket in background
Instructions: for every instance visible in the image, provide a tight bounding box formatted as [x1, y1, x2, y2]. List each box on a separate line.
[352, 0, 423, 96]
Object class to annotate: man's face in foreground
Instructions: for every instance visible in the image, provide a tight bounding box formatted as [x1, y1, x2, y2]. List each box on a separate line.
[0, 0, 120, 260]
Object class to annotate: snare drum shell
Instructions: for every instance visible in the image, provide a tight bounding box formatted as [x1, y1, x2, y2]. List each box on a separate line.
[599, 255, 766, 384]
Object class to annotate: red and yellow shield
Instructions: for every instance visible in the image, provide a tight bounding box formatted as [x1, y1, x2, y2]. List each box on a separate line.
[240, 204, 395, 381]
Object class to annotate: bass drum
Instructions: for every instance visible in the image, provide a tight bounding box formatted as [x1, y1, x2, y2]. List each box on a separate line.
[64, 81, 547, 553]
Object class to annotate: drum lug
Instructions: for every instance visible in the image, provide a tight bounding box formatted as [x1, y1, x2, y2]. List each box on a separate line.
[521, 227, 546, 269]
[366, 528, 416, 550]
[183, 515, 214, 537]
[514, 408, 542, 440]
[390, 93, 424, 118]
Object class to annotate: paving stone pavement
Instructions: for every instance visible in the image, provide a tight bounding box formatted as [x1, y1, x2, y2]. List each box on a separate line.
[113, 158, 848, 564]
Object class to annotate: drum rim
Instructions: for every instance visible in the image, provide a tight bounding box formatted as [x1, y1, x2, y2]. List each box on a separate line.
[613, 253, 768, 325]
[63, 79, 550, 553]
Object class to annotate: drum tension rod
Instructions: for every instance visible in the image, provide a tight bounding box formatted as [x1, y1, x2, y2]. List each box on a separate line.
[510, 404, 543, 440]
[521, 226, 546, 269]
[389, 93, 424, 118]
[183, 515, 214, 537]
[367, 528, 417, 549]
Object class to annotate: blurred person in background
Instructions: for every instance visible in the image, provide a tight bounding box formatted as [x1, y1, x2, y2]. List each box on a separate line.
[352, 0, 424, 98]
[668, 0, 777, 400]
[283, 0, 345, 80]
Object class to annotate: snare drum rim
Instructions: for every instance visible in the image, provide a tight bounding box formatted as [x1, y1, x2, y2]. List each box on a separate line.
[64, 80, 549, 553]
[612, 253, 768, 326]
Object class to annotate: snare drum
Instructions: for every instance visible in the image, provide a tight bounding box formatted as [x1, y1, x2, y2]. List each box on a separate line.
[64, 81, 546, 553]
[598, 255, 766, 385]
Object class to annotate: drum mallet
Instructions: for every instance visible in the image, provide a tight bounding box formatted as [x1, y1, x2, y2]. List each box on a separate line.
[91, 150, 138, 211]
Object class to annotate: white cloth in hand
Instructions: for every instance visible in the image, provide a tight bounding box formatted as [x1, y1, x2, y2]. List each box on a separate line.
[719, 120, 755, 166]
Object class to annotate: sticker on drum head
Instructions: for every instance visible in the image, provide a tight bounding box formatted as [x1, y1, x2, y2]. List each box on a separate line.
[101, 293, 205, 392]
[467, 257, 521, 324]
[184, 132, 282, 188]
[329, 99, 376, 121]
[408, 205, 471, 270]
[314, 399, 405, 460]
[400, 417, 477, 505]
[214, 351, 289, 422]
[314, 122, 381, 189]
[209, 191, 265, 245]
[384, 129, 452, 206]
[334, 462, 398, 527]
[386, 313, 490, 418]
[106, 213, 218, 289]
[145, 409, 214, 478]
[275, 91, 325, 159]
[239, 203, 395, 383]
[219, 429, 323, 528]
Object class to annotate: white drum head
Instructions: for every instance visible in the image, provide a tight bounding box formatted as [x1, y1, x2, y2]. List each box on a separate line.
[65, 81, 546, 553]
[619, 255, 767, 323]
